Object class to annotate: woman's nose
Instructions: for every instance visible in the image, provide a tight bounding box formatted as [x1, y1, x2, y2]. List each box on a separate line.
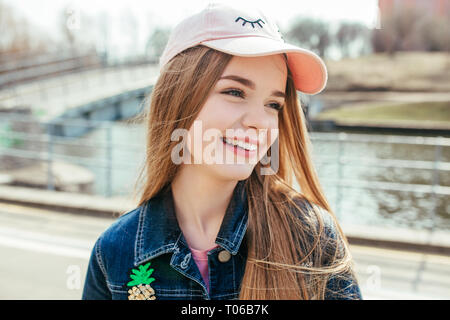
[241, 103, 271, 131]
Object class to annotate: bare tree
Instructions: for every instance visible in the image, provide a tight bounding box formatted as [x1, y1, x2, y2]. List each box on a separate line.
[145, 27, 171, 62]
[120, 8, 139, 59]
[0, 1, 36, 57]
[372, 4, 449, 54]
[96, 12, 110, 64]
[420, 15, 450, 52]
[285, 17, 331, 58]
[59, 5, 77, 52]
[336, 22, 370, 58]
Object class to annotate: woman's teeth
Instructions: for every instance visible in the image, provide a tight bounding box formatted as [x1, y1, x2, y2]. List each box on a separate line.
[222, 137, 257, 151]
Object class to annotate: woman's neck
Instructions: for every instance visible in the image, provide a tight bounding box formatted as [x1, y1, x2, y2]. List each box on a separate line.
[171, 165, 237, 250]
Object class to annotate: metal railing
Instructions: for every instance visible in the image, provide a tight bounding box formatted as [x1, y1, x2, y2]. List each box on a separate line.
[0, 115, 142, 197]
[0, 115, 449, 228]
[310, 131, 449, 234]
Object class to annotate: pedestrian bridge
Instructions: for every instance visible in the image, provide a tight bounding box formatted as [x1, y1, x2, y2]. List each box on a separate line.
[0, 62, 160, 137]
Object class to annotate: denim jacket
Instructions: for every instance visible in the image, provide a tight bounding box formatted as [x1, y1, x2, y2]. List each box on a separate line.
[82, 180, 362, 300]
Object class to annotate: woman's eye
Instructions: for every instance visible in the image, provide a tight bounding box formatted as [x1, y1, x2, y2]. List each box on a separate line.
[222, 89, 284, 111]
[268, 103, 284, 111]
[222, 89, 244, 98]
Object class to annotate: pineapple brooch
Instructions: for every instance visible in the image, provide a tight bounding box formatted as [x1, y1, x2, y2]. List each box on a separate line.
[126, 262, 156, 300]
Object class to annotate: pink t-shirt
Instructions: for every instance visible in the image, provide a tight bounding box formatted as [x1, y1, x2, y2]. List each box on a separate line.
[189, 245, 220, 293]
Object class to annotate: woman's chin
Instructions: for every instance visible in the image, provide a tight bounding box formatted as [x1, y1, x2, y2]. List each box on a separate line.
[210, 162, 255, 180]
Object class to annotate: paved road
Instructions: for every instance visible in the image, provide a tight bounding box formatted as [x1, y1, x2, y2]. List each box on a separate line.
[0, 202, 449, 300]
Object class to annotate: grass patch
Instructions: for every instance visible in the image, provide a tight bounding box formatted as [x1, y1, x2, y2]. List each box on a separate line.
[324, 52, 450, 92]
[314, 101, 450, 126]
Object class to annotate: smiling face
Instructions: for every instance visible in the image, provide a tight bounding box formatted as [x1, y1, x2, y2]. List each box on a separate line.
[183, 54, 288, 181]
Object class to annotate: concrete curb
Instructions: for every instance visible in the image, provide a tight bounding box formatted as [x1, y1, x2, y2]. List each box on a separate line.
[0, 185, 449, 256]
[0, 185, 135, 218]
[309, 119, 450, 136]
[342, 224, 450, 256]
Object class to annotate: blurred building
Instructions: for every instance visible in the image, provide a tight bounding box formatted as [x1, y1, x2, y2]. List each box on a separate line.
[379, 0, 450, 18]
[374, 0, 450, 52]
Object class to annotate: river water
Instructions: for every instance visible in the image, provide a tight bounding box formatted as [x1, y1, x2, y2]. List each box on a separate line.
[54, 120, 449, 231]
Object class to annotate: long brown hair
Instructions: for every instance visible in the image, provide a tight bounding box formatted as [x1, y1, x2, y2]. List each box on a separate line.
[129, 45, 357, 299]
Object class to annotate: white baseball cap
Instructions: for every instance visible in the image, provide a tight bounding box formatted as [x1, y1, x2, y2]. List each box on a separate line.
[159, 2, 328, 95]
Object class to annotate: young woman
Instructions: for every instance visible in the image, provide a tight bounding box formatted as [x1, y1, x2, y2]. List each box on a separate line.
[82, 2, 362, 300]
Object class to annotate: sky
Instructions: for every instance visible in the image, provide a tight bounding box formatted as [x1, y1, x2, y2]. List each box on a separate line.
[5, 0, 379, 59]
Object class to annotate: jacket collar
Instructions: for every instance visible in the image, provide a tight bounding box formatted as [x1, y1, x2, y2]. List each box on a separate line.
[134, 179, 248, 266]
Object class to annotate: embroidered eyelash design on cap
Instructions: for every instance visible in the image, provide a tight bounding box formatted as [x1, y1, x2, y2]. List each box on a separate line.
[235, 17, 265, 28]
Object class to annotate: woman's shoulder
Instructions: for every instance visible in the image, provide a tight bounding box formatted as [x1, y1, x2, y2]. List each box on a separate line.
[95, 206, 142, 252]
[289, 195, 337, 234]
[289, 194, 350, 266]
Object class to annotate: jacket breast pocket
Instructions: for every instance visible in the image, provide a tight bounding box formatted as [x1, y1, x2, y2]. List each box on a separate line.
[107, 282, 129, 300]
[108, 281, 205, 300]
[151, 287, 205, 300]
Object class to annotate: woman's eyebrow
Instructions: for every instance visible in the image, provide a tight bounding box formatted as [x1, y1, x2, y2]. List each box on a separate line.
[219, 75, 285, 99]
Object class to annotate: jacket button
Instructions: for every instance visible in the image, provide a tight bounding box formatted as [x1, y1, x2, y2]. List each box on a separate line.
[180, 253, 191, 269]
[218, 250, 231, 263]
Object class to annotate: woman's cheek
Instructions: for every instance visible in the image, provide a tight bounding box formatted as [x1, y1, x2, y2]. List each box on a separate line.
[259, 124, 279, 159]
[269, 126, 279, 146]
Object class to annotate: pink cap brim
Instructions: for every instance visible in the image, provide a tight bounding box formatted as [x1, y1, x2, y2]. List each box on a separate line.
[201, 36, 328, 95]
